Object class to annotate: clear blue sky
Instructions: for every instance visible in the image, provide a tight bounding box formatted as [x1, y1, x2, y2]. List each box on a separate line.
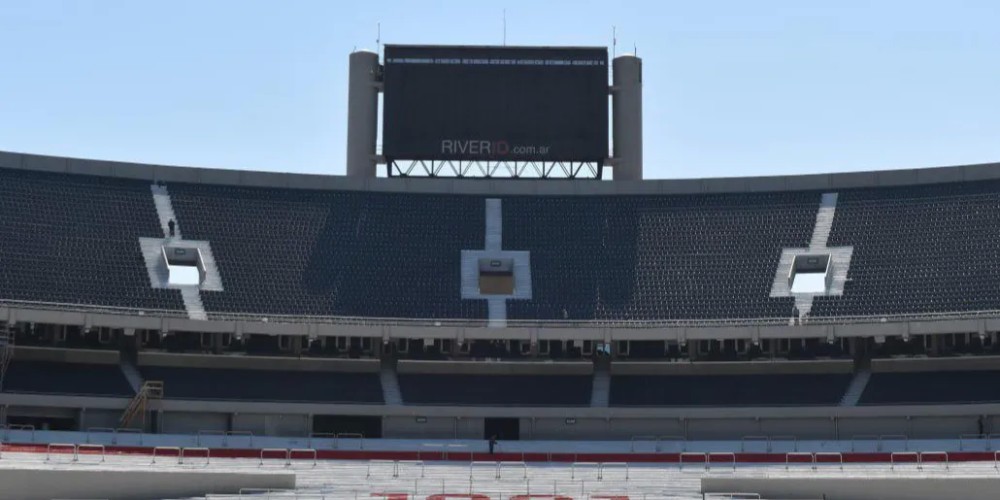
[1, 0, 998, 179]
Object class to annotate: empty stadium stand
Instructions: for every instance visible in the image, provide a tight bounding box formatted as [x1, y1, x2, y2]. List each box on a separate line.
[610, 373, 853, 407]
[398, 373, 593, 406]
[860, 370, 1000, 405]
[138, 365, 384, 403]
[1, 360, 134, 397]
[813, 180, 1000, 317]
[167, 183, 488, 319]
[0, 168, 184, 311]
[503, 192, 818, 321]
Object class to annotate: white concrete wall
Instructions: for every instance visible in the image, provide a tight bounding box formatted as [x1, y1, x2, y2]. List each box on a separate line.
[0, 468, 294, 500]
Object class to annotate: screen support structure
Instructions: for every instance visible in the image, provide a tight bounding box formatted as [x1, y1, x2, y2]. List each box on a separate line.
[346, 47, 642, 181]
[387, 160, 603, 179]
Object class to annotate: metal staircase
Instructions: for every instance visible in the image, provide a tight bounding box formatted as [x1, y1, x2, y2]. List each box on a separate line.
[0, 323, 13, 392]
[119, 381, 163, 429]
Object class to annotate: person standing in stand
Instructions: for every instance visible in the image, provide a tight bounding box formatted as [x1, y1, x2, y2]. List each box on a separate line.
[488, 435, 498, 455]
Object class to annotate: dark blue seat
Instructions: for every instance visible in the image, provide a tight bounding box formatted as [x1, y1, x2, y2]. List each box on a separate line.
[610, 374, 852, 406]
[0, 169, 184, 311]
[398, 374, 593, 406]
[139, 366, 384, 403]
[2, 360, 134, 397]
[860, 370, 1000, 405]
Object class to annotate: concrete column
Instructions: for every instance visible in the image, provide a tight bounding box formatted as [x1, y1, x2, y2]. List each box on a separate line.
[346, 50, 380, 178]
[212, 332, 223, 355]
[612, 54, 643, 180]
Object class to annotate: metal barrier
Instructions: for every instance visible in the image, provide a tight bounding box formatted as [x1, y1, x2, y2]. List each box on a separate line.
[151, 446, 181, 464]
[45, 443, 77, 462]
[498, 460, 528, 479]
[85, 427, 116, 444]
[76, 443, 106, 463]
[417, 442, 468, 461]
[680, 452, 708, 470]
[629, 435, 656, 452]
[307, 432, 338, 449]
[919, 451, 949, 470]
[702, 494, 762, 499]
[879, 434, 909, 452]
[1, 424, 35, 443]
[656, 435, 687, 452]
[890, 451, 920, 470]
[988, 433, 1000, 451]
[814, 452, 844, 470]
[784, 452, 815, 470]
[195, 430, 225, 446]
[395, 459, 425, 478]
[470, 460, 500, 480]
[708, 452, 737, 472]
[180, 447, 210, 465]
[225, 430, 254, 447]
[288, 448, 317, 467]
[740, 435, 770, 452]
[850, 434, 880, 452]
[769, 435, 798, 452]
[570, 461, 601, 480]
[115, 427, 143, 445]
[599, 462, 630, 481]
[260, 448, 290, 466]
[336, 432, 364, 450]
[367, 459, 399, 479]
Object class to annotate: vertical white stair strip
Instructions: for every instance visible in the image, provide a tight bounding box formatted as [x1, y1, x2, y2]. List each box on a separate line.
[485, 198, 506, 326]
[590, 365, 611, 407]
[840, 369, 872, 407]
[196, 247, 224, 290]
[380, 365, 403, 406]
[150, 184, 180, 239]
[810, 192, 838, 250]
[487, 297, 507, 328]
[484, 198, 503, 251]
[179, 288, 208, 321]
[119, 359, 145, 394]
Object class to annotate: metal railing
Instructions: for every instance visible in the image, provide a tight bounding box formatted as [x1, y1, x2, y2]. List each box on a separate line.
[4, 297, 1000, 329]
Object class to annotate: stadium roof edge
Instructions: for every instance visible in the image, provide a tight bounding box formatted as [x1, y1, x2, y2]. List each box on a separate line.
[0, 149, 998, 196]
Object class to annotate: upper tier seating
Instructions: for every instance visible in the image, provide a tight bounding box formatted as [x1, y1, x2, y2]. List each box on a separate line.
[0, 168, 184, 311]
[504, 193, 817, 320]
[1, 360, 134, 397]
[813, 180, 1000, 317]
[167, 184, 487, 319]
[610, 374, 852, 406]
[6, 162, 1000, 322]
[139, 366, 384, 403]
[398, 374, 593, 406]
[860, 370, 1000, 405]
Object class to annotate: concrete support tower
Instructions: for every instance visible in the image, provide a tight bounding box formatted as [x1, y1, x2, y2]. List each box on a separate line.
[346, 50, 380, 178]
[612, 54, 643, 181]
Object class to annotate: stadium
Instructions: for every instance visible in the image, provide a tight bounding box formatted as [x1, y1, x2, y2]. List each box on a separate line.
[2, 41, 1000, 499]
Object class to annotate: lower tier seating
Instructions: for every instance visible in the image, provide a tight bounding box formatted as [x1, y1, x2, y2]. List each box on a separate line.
[610, 374, 852, 406]
[860, 370, 1000, 405]
[139, 366, 384, 403]
[1, 360, 134, 397]
[398, 374, 593, 406]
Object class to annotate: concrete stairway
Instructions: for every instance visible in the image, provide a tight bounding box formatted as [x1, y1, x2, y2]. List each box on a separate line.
[150, 184, 180, 239]
[590, 361, 611, 407]
[119, 358, 146, 394]
[380, 360, 403, 406]
[840, 369, 872, 406]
